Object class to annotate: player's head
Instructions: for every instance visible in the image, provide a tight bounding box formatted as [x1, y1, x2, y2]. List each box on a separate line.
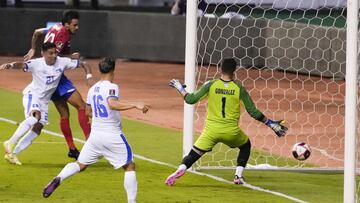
[99, 57, 116, 80]
[41, 42, 58, 65]
[62, 10, 79, 34]
[220, 58, 237, 76]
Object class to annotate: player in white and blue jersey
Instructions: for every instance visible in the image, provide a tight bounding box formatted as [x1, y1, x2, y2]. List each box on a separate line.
[0, 42, 87, 165]
[43, 58, 149, 203]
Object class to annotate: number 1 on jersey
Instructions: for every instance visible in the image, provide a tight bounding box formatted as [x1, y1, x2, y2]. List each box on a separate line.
[221, 97, 226, 118]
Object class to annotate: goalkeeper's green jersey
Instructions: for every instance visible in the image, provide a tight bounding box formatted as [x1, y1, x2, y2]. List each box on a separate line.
[185, 78, 264, 126]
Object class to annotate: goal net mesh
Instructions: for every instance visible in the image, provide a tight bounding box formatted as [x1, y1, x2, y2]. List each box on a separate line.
[192, 0, 357, 171]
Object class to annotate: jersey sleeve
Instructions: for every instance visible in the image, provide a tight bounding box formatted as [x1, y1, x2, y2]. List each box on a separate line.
[106, 84, 120, 100]
[23, 59, 37, 72]
[184, 80, 214, 104]
[236, 81, 265, 121]
[60, 57, 79, 70]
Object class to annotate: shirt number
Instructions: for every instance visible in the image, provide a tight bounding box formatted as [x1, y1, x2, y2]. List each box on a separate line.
[221, 97, 226, 118]
[46, 76, 55, 84]
[92, 95, 108, 118]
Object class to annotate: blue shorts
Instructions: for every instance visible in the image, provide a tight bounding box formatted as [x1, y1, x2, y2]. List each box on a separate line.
[51, 75, 76, 101]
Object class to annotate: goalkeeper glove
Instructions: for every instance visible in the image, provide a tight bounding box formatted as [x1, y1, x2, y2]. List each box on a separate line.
[169, 79, 187, 96]
[265, 119, 288, 137]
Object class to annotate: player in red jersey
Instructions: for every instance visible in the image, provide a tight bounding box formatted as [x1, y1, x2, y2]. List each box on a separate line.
[23, 11, 92, 159]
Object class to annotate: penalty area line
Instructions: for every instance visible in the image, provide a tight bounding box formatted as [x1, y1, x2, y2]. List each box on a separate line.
[0, 117, 307, 203]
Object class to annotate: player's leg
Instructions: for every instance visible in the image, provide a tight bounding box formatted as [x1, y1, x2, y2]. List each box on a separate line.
[103, 133, 137, 203]
[234, 139, 251, 185]
[6, 110, 43, 165]
[165, 131, 215, 186]
[4, 92, 40, 153]
[12, 121, 43, 155]
[53, 98, 79, 159]
[43, 161, 88, 198]
[43, 135, 99, 198]
[221, 128, 250, 185]
[123, 162, 137, 203]
[66, 90, 91, 139]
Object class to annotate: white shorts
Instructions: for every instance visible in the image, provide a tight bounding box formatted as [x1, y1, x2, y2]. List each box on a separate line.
[22, 90, 49, 125]
[78, 131, 133, 169]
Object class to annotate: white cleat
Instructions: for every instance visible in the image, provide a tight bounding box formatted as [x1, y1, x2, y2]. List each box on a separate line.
[4, 153, 22, 165]
[3, 140, 14, 154]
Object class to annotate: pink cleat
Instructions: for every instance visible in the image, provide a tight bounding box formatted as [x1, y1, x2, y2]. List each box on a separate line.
[233, 175, 245, 185]
[165, 169, 185, 186]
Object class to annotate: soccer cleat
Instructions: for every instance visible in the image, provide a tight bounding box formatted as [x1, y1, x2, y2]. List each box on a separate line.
[3, 140, 14, 154]
[4, 153, 22, 165]
[233, 175, 245, 185]
[67, 148, 80, 160]
[165, 169, 185, 186]
[43, 177, 61, 198]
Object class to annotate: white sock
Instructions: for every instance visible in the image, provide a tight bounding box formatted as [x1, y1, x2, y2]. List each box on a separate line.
[235, 166, 244, 177]
[58, 162, 81, 182]
[178, 164, 187, 171]
[13, 130, 39, 155]
[124, 171, 137, 203]
[8, 117, 38, 145]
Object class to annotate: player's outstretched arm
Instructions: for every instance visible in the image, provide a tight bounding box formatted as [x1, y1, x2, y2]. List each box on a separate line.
[0, 62, 26, 70]
[108, 98, 149, 114]
[24, 28, 47, 61]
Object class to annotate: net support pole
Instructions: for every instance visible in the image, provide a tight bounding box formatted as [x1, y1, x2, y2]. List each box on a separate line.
[183, 0, 197, 160]
[344, 0, 358, 201]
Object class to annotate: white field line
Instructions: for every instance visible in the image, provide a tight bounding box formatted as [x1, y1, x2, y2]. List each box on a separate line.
[0, 117, 307, 203]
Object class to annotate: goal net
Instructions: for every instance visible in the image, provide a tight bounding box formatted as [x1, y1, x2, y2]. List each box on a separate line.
[188, 0, 358, 172]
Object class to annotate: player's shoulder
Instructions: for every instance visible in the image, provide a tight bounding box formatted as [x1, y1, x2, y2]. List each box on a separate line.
[103, 81, 119, 89]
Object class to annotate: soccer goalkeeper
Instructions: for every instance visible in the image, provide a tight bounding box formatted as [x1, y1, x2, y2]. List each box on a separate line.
[166, 58, 288, 185]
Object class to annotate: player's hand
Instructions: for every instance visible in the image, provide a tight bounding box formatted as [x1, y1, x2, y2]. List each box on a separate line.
[71, 52, 81, 60]
[265, 119, 288, 137]
[135, 103, 149, 114]
[86, 77, 96, 87]
[24, 49, 35, 61]
[169, 79, 187, 96]
[0, 63, 13, 70]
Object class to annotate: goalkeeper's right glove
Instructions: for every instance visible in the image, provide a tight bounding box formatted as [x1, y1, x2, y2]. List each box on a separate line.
[169, 79, 187, 97]
[265, 119, 288, 137]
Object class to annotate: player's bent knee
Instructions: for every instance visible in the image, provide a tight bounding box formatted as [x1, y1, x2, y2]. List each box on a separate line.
[123, 162, 135, 171]
[77, 162, 88, 171]
[30, 110, 41, 121]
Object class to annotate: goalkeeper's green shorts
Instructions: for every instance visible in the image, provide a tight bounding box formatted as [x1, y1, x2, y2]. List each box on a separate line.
[194, 125, 249, 152]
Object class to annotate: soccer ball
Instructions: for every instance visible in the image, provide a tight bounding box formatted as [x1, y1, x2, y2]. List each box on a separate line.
[292, 142, 311, 161]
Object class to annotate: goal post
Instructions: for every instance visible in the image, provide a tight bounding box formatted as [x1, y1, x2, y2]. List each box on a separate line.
[344, 0, 358, 201]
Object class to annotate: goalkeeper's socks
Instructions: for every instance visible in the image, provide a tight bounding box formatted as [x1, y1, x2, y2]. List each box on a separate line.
[124, 171, 137, 203]
[9, 116, 38, 145]
[58, 162, 81, 182]
[235, 166, 244, 177]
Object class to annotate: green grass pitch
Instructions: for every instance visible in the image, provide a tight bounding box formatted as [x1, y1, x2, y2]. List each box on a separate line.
[0, 88, 354, 202]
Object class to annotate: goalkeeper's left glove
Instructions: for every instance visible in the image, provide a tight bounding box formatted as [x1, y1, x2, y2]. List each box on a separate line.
[169, 79, 187, 97]
[265, 119, 288, 137]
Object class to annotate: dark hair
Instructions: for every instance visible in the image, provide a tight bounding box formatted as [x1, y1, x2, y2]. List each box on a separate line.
[41, 42, 56, 51]
[99, 57, 115, 74]
[221, 58, 237, 75]
[62, 10, 79, 25]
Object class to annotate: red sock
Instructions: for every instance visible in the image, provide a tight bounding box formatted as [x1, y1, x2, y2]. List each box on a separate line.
[60, 118, 76, 150]
[78, 108, 91, 140]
